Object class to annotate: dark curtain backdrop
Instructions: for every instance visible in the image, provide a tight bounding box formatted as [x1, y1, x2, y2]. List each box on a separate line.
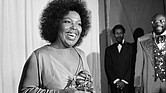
[99, 0, 165, 93]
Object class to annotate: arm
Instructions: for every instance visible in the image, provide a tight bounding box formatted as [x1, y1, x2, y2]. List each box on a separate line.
[120, 66, 131, 85]
[134, 38, 144, 87]
[121, 64, 131, 85]
[121, 44, 133, 84]
[104, 47, 118, 84]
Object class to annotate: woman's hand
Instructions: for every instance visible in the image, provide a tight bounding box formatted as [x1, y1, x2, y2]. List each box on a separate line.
[61, 88, 92, 93]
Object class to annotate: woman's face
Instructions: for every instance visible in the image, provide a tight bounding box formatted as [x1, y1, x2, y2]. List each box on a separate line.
[58, 11, 82, 48]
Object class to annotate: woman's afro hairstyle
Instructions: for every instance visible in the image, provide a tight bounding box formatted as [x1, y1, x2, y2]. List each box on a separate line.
[39, 0, 91, 46]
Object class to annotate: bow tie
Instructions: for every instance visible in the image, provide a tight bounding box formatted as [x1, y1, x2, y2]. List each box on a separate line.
[117, 42, 123, 45]
[155, 35, 166, 44]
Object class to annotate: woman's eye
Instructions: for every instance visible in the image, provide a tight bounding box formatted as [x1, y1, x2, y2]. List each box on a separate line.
[63, 20, 71, 23]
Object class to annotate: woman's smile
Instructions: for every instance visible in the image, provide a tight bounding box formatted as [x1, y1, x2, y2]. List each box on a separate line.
[66, 32, 77, 40]
[57, 11, 82, 48]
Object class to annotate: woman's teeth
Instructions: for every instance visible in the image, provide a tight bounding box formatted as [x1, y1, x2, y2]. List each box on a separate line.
[67, 33, 76, 40]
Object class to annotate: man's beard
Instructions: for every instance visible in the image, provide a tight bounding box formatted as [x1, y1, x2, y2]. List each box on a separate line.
[153, 25, 166, 35]
[116, 37, 123, 44]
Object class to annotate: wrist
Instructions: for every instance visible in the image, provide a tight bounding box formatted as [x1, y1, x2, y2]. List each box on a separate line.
[113, 78, 120, 84]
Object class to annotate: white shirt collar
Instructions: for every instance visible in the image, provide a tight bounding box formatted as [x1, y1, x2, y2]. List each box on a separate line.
[117, 39, 124, 52]
[122, 39, 125, 44]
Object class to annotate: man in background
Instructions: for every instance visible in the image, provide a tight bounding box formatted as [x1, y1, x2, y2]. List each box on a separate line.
[134, 13, 166, 93]
[105, 24, 133, 93]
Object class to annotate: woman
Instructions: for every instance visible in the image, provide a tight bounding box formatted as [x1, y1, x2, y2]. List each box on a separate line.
[18, 0, 94, 93]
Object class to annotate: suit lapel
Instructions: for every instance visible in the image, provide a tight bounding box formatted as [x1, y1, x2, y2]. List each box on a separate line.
[142, 35, 154, 65]
[143, 38, 153, 54]
[120, 42, 127, 54]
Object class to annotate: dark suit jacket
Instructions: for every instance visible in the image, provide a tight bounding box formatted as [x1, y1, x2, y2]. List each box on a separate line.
[104, 42, 133, 85]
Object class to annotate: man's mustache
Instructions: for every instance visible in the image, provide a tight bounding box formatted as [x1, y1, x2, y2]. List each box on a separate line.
[116, 37, 123, 39]
[155, 25, 164, 28]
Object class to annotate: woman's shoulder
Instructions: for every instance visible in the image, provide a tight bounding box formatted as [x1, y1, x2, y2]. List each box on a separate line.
[32, 45, 53, 57]
[34, 45, 49, 53]
[74, 47, 85, 55]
